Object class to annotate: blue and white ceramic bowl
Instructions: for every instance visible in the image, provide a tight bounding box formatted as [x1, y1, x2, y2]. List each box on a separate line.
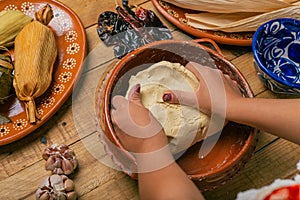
[252, 18, 300, 95]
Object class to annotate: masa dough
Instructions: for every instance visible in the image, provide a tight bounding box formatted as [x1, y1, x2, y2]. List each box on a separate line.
[126, 61, 213, 154]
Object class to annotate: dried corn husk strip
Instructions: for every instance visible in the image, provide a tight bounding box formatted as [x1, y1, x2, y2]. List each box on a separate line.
[186, 6, 300, 32]
[0, 46, 13, 70]
[35, 3, 53, 25]
[186, 12, 258, 29]
[0, 10, 32, 47]
[293, 1, 300, 5]
[13, 4, 57, 123]
[290, 0, 300, 3]
[163, 0, 294, 13]
[0, 46, 14, 104]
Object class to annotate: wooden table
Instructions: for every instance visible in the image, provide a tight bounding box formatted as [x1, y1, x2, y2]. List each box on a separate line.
[1, 0, 300, 199]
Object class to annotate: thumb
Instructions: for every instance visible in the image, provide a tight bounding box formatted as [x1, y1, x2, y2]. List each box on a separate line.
[128, 84, 143, 106]
[162, 90, 198, 108]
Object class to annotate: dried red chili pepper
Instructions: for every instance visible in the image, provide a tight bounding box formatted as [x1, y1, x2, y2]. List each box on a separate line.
[116, 6, 143, 31]
[135, 7, 165, 28]
[97, 1, 172, 58]
[122, 0, 137, 19]
[97, 11, 129, 46]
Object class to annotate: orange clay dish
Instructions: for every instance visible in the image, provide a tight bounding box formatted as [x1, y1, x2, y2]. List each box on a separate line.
[151, 0, 253, 46]
[0, 0, 86, 146]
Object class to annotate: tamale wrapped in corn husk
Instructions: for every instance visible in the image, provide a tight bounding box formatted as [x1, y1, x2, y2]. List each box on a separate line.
[163, 0, 295, 13]
[0, 10, 32, 47]
[13, 4, 57, 123]
[186, 5, 300, 32]
[0, 47, 14, 104]
[164, 0, 300, 33]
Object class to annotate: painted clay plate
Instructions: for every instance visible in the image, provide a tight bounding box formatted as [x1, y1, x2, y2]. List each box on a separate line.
[151, 0, 253, 46]
[0, 0, 86, 145]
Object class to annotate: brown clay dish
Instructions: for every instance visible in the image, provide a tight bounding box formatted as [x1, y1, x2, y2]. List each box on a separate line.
[151, 0, 253, 46]
[96, 39, 258, 190]
[0, 0, 87, 146]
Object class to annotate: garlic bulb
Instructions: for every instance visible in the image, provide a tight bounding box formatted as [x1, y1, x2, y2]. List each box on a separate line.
[42, 144, 78, 175]
[36, 174, 77, 200]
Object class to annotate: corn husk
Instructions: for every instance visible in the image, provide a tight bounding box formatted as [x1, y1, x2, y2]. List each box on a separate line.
[186, 12, 258, 30]
[13, 4, 57, 123]
[0, 113, 11, 125]
[286, 0, 300, 3]
[186, 5, 300, 32]
[0, 47, 14, 104]
[293, 1, 300, 5]
[0, 10, 32, 47]
[163, 0, 296, 13]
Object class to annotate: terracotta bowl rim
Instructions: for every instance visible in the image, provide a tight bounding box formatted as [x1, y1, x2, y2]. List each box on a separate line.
[102, 39, 257, 179]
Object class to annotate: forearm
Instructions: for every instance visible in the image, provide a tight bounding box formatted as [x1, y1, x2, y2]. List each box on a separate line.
[138, 162, 204, 200]
[227, 97, 300, 144]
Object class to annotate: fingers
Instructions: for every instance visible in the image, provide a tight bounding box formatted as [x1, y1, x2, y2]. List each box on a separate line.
[128, 84, 143, 106]
[161, 62, 206, 107]
[185, 62, 204, 81]
[111, 89, 161, 138]
[112, 84, 142, 109]
[111, 95, 127, 110]
[185, 61, 219, 81]
[186, 61, 222, 81]
[111, 84, 143, 128]
[110, 109, 122, 132]
[111, 95, 126, 127]
[223, 74, 242, 95]
[162, 90, 198, 108]
[110, 97, 131, 137]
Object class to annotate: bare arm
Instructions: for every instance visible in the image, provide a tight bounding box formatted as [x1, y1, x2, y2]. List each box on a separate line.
[138, 161, 204, 200]
[228, 97, 300, 144]
[163, 62, 300, 145]
[111, 84, 204, 200]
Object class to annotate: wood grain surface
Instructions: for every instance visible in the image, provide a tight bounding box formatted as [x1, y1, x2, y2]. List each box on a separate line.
[1, 0, 300, 199]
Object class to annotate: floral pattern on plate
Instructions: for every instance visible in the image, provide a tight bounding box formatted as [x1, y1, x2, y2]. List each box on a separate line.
[0, 0, 86, 145]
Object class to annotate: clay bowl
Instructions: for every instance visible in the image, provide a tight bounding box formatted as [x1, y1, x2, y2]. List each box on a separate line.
[252, 18, 300, 95]
[96, 39, 258, 191]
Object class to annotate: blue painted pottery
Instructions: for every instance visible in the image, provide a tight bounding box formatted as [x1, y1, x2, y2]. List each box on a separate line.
[252, 18, 300, 95]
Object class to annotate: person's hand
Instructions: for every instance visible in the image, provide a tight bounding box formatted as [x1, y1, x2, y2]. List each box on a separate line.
[162, 62, 243, 116]
[110, 84, 169, 154]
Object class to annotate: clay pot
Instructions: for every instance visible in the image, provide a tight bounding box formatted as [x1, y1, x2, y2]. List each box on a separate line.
[96, 38, 258, 191]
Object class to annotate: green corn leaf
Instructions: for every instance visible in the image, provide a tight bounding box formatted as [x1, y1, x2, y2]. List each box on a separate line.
[0, 114, 11, 125]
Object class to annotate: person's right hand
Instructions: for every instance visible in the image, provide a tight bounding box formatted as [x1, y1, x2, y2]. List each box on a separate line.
[110, 84, 168, 154]
[111, 84, 174, 173]
[162, 62, 243, 116]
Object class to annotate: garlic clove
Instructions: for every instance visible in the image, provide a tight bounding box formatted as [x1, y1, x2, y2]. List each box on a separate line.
[45, 157, 56, 170]
[67, 191, 77, 200]
[64, 178, 75, 192]
[39, 192, 50, 200]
